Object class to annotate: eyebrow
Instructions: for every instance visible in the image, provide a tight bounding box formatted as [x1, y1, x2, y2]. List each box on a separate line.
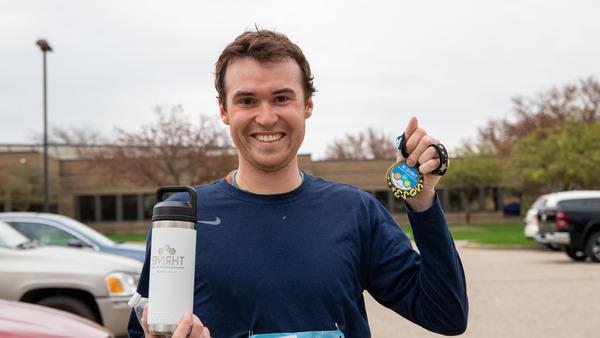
[272, 88, 296, 96]
[231, 88, 297, 98]
[232, 91, 255, 98]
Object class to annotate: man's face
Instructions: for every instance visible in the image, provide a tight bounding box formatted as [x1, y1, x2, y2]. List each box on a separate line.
[219, 57, 313, 173]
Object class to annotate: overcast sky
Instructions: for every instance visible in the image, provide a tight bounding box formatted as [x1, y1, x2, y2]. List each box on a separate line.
[1, 0, 599, 159]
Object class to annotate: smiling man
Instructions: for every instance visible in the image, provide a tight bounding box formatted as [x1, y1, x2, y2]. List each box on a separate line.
[219, 56, 312, 194]
[128, 29, 468, 338]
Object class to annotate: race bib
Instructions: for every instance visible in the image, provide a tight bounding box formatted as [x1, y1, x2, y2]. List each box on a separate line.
[249, 330, 344, 338]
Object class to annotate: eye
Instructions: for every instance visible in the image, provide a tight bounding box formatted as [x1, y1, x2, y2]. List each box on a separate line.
[274, 95, 290, 103]
[239, 97, 256, 105]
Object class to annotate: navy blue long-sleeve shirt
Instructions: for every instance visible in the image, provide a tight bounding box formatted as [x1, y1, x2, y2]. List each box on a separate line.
[128, 173, 468, 337]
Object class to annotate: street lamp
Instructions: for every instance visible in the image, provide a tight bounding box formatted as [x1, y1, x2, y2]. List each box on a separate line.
[36, 39, 52, 212]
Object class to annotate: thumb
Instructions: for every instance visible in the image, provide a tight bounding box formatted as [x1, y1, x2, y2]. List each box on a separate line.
[404, 116, 419, 139]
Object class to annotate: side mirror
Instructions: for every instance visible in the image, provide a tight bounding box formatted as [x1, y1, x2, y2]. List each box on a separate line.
[67, 238, 86, 248]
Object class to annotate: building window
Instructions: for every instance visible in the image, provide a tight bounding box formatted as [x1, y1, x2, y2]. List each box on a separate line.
[100, 195, 117, 221]
[122, 194, 139, 221]
[27, 203, 58, 213]
[448, 190, 463, 212]
[143, 193, 155, 220]
[76, 193, 155, 222]
[78, 196, 96, 222]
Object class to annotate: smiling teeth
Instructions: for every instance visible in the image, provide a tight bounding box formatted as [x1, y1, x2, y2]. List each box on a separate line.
[255, 134, 283, 142]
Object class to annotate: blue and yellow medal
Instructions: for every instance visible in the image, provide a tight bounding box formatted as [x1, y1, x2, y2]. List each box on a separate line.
[386, 161, 424, 199]
[386, 133, 424, 199]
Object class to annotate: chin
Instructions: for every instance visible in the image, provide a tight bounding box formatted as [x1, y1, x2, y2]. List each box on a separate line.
[251, 155, 295, 172]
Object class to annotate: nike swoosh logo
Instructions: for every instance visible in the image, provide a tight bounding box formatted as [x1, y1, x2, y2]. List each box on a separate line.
[198, 217, 221, 225]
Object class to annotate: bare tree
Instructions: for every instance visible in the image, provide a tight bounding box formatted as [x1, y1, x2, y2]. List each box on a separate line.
[325, 128, 396, 160]
[30, 125, 109, 145]
[477, 76, 600, 156]
[85, 105, 235, 186]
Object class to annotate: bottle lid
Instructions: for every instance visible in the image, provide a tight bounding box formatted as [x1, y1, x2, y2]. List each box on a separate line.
[152, 186, 197, 223]
[128, 292, 141, 307]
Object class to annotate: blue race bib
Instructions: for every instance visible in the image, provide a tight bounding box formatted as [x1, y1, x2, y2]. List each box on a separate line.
[249, 330, 344, 338]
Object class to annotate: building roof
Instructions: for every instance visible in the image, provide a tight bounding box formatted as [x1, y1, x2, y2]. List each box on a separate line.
[0, 143, 242, 161]
[0, 144, 83, 160]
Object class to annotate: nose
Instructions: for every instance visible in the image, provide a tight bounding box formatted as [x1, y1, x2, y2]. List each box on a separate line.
[255, 103, 279, 127]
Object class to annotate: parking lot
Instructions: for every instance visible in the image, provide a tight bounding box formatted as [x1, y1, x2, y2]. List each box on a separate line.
[365, 243, 600, 338]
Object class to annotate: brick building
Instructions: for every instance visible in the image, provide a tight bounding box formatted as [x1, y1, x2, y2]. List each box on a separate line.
[0, 144, 514, 234]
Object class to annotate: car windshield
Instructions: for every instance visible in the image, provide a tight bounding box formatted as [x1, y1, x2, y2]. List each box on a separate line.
[531, 196, 547, 209]
[51, 215, 115, 246]
[0, 221, 33, 249]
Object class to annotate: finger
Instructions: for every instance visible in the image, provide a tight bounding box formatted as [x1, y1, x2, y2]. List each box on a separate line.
[189, 315, 206, 338]
[416, 143, 439, 168]
[403, 116, 419, 140]
[172, 313, 194, 338]
[141, 304, 149, 334]
[404, 129, 428, 165]
[201, 326, 211, 338]
[419, 157, 441, 175]
[405, 128, 426, 156]
[141, 304, 160, 338]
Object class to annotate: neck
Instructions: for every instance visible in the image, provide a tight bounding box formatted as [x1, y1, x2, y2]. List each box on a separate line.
[235, 158, 302, 195]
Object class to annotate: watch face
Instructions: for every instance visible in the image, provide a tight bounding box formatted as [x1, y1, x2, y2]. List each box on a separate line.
[386, 161, 423, 199]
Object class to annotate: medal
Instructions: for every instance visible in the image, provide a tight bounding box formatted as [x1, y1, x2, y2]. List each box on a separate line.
[386, 161, 424, 199]
[387, 133, 423, 199]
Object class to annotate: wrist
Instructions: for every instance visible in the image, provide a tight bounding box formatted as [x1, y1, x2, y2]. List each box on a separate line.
[406, 188, 435, 212]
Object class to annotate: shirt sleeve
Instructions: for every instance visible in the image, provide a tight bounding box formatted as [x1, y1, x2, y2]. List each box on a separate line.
[365, 195, 468, 335]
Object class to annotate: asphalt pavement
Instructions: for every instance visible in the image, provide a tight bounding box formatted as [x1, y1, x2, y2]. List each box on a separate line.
[365, 242, 600, 338]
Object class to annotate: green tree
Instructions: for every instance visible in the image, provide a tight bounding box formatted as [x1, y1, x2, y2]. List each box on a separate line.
[471, 77, 600, 200]
[442, 150, 504, 225]
[512, 121, 600, 191]
[0, 163, 58, 211]
[477, 77, 600, 156]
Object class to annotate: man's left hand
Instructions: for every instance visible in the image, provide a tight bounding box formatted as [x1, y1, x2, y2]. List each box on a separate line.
[397, 116, 448, 212]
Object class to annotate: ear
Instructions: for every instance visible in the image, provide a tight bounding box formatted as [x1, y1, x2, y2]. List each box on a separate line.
[218, 97, 230, 125]
[304, 97, 313, 119]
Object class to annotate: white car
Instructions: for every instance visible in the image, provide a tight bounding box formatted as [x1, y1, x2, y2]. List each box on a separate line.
[524, 194, 548, 240]
[524, 194, 561, 250]
[0, 221, 142, 337]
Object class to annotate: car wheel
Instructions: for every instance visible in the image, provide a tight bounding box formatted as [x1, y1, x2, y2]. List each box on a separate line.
[37, 296, 97, 322]
[585, 231, 600, 262]
[565, 246, 587, 261]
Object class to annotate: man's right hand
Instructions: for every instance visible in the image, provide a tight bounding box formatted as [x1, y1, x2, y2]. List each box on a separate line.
[141, 304, 211, 338]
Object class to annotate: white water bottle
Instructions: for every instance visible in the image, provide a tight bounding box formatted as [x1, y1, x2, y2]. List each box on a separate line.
[148, 186, 197, 336]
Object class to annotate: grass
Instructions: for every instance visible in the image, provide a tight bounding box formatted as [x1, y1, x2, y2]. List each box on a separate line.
[108, 223, 534, 247]
[108, 233, 147, 243]
[401, 223, 535, 246]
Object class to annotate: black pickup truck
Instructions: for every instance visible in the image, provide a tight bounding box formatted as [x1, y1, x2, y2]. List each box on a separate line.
[536, 191, 600, 262]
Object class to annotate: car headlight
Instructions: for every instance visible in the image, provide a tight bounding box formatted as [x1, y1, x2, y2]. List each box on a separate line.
[105, 272, 137, 296]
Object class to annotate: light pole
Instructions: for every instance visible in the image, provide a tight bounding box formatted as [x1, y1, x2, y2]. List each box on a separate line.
[36, 39, 52, 212]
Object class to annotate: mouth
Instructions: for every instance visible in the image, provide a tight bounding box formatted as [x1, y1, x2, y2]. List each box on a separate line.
[252, 133, 285, 143]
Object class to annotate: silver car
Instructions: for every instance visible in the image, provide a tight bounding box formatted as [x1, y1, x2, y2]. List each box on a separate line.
[0, 221, 142, 337]
[0, 212, 146, 262]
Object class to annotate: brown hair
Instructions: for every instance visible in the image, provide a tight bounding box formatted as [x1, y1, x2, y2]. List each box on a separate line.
[214, 29, 316, 107]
